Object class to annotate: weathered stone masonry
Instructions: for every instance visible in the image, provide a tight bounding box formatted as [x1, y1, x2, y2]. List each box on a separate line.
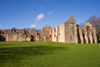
[0, 16, 97, 44]
[51, 16, 97, 44]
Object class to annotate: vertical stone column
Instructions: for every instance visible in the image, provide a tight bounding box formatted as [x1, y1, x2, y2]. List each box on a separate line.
[49, 30, 51, 35]
[16, 32, 18, 41]
[74, 24, 78, 44]
[60, 23, 65, 43]
[24, 34, 26, 41]
[78, 25, 84, 44]
[83, 26, 88, 44]
[52, 28, 55, 41]
[89, 27, 93, 43]
[93, 27, 97, 43]
[15, 33, 17, 41]
[56, 26, 59, 42]
[43, 36, 46, 41]
[36, 35, 40, 42]
[58, 30, 60, 42]
[6, 34, 9, 41]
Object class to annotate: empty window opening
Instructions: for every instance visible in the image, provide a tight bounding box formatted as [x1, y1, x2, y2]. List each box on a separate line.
[76, 26, 78, 29]
[86, 26, 90, 32]
[58, 26, 60, 30]
[70, 23, 74, 28]
[47, 24, 49, 27]
[70, 35, 72, 40]
[54, 28, 56, 32]
[92, 33, 93, 37]
[77, 28, 81, 43]
[83, 34, 86, 43]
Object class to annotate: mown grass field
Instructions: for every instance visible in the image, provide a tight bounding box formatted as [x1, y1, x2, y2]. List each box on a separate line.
[0, 42, 100, 67]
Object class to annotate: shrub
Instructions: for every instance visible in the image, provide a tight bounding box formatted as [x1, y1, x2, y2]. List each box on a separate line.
[97, 40, 100, 43]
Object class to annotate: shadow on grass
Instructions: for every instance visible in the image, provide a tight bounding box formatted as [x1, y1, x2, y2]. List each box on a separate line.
[0, 46, 67, 61]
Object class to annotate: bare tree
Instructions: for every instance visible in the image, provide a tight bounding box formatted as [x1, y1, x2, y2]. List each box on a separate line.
[80, 22, 86, 29]
[87, 15, 100, 33]
[37, 28, 41, 34]
[87, 15, 100, 40]
[24, 28, 36, 33]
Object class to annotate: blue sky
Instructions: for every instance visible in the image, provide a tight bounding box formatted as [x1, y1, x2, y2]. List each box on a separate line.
[0, 0, 100, 30]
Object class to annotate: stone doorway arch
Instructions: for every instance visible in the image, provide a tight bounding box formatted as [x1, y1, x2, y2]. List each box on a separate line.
[31, 35, 34, 41]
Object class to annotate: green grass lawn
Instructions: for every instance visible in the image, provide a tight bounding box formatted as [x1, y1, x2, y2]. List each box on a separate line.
[0, 42, 100, 67]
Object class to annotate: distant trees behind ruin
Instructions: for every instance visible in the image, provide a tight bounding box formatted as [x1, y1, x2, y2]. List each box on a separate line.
[24, 28, 41, 34]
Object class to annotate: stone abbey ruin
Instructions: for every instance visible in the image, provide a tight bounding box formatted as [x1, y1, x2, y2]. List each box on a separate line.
[0, 16, 97, 44]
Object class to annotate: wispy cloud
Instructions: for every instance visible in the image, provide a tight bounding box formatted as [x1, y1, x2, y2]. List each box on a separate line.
[0, 25, 2, 30]
[43, 0, 49, 1]
[24, 11, 26, 12]
[30, 24, 36, 28]
[41, 5, 44, 9]
[48, 11, 53, 15]
[30, 13, 44, 28]
[35, 13, 44, 23]
[31, 11, 34, 13]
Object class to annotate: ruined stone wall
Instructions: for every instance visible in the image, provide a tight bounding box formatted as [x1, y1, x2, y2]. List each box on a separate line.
[17, 32, 25, 41]
[4, 30, 12, 34]
[77, 25, 83, 44]
[83, 26, 88, 43]
[29, 30, 37, 36]
[82, 22, 97, 44]
[59, 23, 65, 43]
[52, 16, 79, 44]
[35, 35, 40, 42]
[41, 25, 52, 36]
[93, 27, 97, 43]
[8, 33, 18, 41]
[58, 30, 60, 42]
[0, 34, 6, 41]
[65, 16, 78, 44]
[25, 33, 31, 41]
[16, 30, 25, 33]
[0, 29, 31, 42]
[52, 26, 60, 42]
[29, 30, 37, 41]
[86, 22, 93, 43]
[51, 16, 97, 44]
[52, 28, 56, 42]
[0, 16, 97, 43]
[39, 25, 52, 42]
[55, 26, 59, 42]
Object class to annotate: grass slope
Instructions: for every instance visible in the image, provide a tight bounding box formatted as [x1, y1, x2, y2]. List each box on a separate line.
[0, 42, 100, 67]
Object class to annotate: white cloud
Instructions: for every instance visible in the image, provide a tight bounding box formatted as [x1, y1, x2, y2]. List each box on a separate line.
[30, 24, 36, 28]
[43, 0, 49, 1]
[48, 11, 53, 15]
[0, 25, 2, 30]
[35, 13, 44, 23]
